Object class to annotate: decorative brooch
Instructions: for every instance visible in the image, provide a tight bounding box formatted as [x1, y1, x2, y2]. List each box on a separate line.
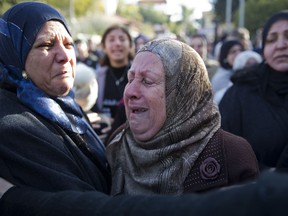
[200, 157, 221, 180]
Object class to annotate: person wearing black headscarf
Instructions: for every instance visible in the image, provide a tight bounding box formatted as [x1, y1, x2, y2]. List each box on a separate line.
[0, 1, 110, 193]
[211, 40, 244, 96]
[219, 10, 288, 171]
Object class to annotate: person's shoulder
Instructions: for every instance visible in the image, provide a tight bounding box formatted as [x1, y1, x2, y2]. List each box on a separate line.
[220, 129, 250, 147]
[231, 63, 263, 85]
[208, 129, 251, 152]
[212, 67, 231, 80]
[96, 66, 108, 76]
[219, 129, 259, 179]
[0, 87, 16, 98]
[0, 89, 58, 134]
[217, 129, 258, 168]
[0, 88, 22, 116]
[220, 76, 255, 103]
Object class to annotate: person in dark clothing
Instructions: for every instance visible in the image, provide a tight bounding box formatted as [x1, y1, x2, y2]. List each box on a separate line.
[0, 1, 110, 194]
[219, 10, 288, 170]
[90, 24, 134, 144]
[211, 39, 244, 96]
[1, 170, 288, 216]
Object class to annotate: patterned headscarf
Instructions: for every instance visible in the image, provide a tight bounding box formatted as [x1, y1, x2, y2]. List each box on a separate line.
[0, 2, 86, 134]
[106, 38, 220, 195]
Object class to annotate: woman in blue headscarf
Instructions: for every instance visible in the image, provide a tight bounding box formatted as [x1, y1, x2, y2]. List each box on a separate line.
[0, 2, 110, 193]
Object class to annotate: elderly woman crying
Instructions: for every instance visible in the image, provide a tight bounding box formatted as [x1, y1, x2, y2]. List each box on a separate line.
[106, 38, 259, 195]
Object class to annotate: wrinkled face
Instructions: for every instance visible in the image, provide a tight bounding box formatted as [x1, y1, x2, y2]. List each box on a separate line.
[124, 52, 166, 142]
[25, 21, 76, 97]
[264, 20, 288, 72]
[226, 44, 243, 66]
[103, 28, 131, 66]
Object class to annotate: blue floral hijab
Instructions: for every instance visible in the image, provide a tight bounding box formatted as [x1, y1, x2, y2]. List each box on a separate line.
[0, 2, 87, 134]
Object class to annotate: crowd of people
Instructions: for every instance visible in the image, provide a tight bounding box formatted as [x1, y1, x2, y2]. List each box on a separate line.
[1, 2, 288, 215]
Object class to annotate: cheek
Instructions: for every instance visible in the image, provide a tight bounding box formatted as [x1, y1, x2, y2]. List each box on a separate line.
[71, 51, 77, 72]
[124, 40, 132, 48]
[227, 55, 235, 65]
[26, 59, 46, 83]
[26, 50, 51, 78]
[104, 43, 112, 53]
[123, 85, 129, 102]
[25, 53, 37, 74]
[71, 64, 76, 79]
[154, 90, 166, 119]
[263, 46, 272, 60]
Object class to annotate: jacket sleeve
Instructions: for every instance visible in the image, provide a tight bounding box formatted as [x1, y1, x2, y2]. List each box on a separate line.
[219, 85, 244, 136]
[223, 130, 260, 183]
[1, 171, 288, 216]
[0, 112, 107, 191]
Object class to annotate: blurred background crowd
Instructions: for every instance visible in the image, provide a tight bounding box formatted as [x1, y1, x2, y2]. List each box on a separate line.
[1, 0, 287, 149]
[1, 0, 286, 56]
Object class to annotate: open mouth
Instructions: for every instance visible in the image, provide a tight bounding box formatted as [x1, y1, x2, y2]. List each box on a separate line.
[132, 108, 147, 113]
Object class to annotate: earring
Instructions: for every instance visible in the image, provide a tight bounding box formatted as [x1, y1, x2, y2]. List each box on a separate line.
[22, 71, 28, 79]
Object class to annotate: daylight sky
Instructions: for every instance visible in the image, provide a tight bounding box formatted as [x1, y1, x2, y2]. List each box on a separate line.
[124, 0, 213, 19]
[165, 0, 212, 18]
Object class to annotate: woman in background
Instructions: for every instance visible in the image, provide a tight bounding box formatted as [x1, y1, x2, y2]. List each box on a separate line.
[211, 40, 244, 96]
[214, 50, 262, 105]
[219, 10, 288, 170]
[91, 24, 134, 143]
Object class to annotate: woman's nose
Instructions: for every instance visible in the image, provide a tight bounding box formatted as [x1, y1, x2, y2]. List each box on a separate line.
[115, 38, 123, 46]
[124, 80, 140, 99]
[276, 35, 288, 49]
[55, 44, 70, 62]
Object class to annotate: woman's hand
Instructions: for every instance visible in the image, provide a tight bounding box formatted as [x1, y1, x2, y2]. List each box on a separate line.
[88, 113, 112, 136]
[0, 177, 14, 199]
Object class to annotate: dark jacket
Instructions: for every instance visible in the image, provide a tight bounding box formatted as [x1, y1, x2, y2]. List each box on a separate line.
[184, 129, 259, 192]
[2, 170, 288, 216]
[219, 63, 288, 169]
[107, 126, 259, 193]
[0, 88, 110, 193]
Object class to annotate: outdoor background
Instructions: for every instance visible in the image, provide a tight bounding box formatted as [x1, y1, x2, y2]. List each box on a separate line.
[0, 0, 288, 45]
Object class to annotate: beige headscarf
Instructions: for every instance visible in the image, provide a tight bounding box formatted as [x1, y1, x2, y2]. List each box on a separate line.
[106, 38, 220, 195]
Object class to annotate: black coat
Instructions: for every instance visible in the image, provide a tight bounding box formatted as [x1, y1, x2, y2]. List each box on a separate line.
[219, 63, 288, 169]
[0, 88, 110, 193]
[1, 170, 288, 216]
